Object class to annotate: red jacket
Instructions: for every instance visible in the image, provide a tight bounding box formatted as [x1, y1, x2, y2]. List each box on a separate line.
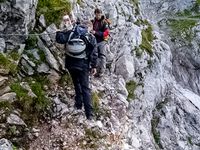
[92, 17, 109, 43]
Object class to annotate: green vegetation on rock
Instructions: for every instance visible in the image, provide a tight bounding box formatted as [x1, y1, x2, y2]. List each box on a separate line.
[12, 145, 19, 150]
[126, 80, 137, 101]
[92, 92, 100, 114]
[37, 0, 72, 26]
[151, 116, 162, 148]
[187, 137, 193, 145]
[25, 35, 38, 50]
[151, 99, 169, 149]
[134, 19, 149, 27]
[30, 81, 49, 111]
[168, 0, 199, 41]
[0, 53, 18, 75]
[77, 0, 82, 5]
[79, 128, 105, 149]
[8, 51, 21, 61]
[169, 19, 197, 41]
[134, 19, 154, 56]
[130, 0, 139, 15]
[0, 101, 12, 110]
[38, 49, 46, 62]
[59, 73, 73, 87]
[10, 78, 50, 125]
[140, 25, 154, 56]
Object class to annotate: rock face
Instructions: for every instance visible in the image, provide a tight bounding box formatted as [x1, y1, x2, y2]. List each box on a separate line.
[0, 38, 5, 52]
[136, 0, 200, 149]
[0, 139, 12, 150]
[0, 0, 38, 50]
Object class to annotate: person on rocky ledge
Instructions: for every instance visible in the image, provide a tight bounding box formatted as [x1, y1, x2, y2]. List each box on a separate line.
[56, 20, 98, 120]
[91, 8, 110, 77]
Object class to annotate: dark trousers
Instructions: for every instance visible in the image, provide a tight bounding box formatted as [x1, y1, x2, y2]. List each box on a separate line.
[68, 69, 93, 118]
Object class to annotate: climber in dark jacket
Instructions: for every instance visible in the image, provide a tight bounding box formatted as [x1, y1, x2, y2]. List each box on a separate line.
[64, 21, 98, 120]
[91, 8, 109, 77]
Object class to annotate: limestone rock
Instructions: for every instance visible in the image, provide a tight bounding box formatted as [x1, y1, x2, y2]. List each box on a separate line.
[0, 69, 9, 75]
[20, 59, 34, 75]
[37, 63, 50, 73]
[0, 76, 8, 87]
[7, 114, 26, 126]
[37, 38, 60, 71]
[115, 55, 135, 81]
[39, 14, 46, 28]
[0, 38, 5, 52]
[0, 92, 16, 102]
[0, 139, 12, 150]
[0, 86, 11, 96]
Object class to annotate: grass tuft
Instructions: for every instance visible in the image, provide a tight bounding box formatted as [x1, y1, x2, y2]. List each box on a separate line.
[0, 53, 18, 75]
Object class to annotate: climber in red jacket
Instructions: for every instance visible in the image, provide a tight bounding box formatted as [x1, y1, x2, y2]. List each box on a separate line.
[91, 8, 109, 77]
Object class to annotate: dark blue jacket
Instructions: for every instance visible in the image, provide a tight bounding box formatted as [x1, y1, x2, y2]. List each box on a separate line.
[56, 25, 98, 71]
[63, 31, 98, 71]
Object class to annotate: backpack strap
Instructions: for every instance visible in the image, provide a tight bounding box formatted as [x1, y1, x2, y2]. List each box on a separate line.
[67, 23, 77, 42]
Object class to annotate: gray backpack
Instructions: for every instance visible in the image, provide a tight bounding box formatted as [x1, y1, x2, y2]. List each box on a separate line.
[65, 25, 88, 59]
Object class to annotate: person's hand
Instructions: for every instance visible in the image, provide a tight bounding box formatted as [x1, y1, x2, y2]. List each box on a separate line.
[90, 68, 97, 76]
[91, 30, 96, 34]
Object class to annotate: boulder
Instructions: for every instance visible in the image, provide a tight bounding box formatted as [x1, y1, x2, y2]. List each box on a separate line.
[37, 38, 60, 71]
[115, 55, 135, 81]
[0, 139, 12, 150]
[7, 114, 26, 126]
[0, 92, 16, 102]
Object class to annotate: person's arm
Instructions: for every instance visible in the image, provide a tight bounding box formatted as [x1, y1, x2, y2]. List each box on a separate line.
[55, 30, 71, 44]
[93, 21, 109, 38]
[90, 36, 98, 69]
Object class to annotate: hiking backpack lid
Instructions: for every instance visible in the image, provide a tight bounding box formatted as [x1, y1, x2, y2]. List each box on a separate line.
[65, 25, 89, 59]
